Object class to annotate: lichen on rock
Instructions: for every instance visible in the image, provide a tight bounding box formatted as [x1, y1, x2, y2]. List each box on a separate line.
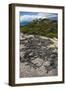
[20, 33, 58, 77]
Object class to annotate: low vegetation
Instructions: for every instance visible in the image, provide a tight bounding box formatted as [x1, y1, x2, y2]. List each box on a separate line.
[20, 18, 58, 38]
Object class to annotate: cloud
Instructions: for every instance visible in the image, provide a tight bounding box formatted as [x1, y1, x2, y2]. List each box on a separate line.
[20, 12, 57, 23]
[20, 13, 47, 23]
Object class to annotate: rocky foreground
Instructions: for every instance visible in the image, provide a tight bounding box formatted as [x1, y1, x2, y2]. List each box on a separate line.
[20, 33, 58, 77]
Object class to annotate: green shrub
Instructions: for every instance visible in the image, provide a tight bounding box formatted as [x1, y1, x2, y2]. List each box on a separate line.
[20, 18, 58, 38]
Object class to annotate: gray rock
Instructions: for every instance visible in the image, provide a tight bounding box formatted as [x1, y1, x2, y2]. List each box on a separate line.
[20, 33, 58, 77]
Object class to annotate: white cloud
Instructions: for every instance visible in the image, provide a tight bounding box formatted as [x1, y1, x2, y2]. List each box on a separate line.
[20, 13, 47, 22]
[20, 12, 57, 23]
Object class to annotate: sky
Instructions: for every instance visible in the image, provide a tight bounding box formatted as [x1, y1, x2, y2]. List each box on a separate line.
[20, 12, 58, 26]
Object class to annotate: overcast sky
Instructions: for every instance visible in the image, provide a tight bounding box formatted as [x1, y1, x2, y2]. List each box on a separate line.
[20, 12, 58, 25]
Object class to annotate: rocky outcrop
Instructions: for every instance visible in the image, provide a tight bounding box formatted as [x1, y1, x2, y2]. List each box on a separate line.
[20, 33, 58, 77]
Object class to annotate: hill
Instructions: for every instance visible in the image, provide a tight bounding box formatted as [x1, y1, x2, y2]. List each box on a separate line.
[20, 18, 58, 38]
